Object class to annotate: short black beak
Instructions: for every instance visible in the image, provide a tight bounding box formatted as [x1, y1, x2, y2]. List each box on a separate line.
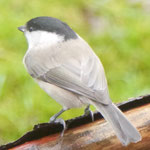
[18, 25, 26, 32]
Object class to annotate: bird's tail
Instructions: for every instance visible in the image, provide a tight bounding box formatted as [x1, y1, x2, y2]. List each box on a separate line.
[91, 101, 141, 146]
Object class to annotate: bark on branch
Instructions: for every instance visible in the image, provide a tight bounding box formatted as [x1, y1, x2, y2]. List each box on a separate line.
[0, 95, 150, 150]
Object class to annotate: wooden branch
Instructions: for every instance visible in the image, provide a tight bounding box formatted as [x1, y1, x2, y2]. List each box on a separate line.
[0, 95, 150, 150]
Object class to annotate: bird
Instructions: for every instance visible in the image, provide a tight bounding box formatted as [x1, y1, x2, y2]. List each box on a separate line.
[18, 16, 141, 146]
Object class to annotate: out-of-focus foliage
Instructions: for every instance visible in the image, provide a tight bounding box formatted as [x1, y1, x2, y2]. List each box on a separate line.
[0, 0, 150, 144]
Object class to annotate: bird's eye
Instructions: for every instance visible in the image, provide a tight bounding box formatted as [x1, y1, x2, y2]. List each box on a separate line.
[29, 27, 33, 32]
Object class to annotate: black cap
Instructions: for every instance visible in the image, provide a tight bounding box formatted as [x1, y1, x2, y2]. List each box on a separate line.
[26, 16, 77, 41]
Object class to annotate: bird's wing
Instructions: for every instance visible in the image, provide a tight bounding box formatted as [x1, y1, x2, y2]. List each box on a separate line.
[25, 39, 110, 105]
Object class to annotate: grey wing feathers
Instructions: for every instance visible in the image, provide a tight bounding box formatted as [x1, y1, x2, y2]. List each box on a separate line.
[81, 56, 108, 91]
[37, 60, 110, 105]
[24, 39, 110, 105]
[38, 66, 96, 101]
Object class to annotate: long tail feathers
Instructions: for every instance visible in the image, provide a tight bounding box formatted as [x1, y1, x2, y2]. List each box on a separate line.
[92, 101, 141, 146]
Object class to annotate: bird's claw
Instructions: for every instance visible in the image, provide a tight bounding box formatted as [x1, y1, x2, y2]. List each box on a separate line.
[84, 105, 94, 122]
[49, 117, 66, 137]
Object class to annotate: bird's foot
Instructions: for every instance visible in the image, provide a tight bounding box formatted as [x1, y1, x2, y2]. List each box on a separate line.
[49, 109, 67, 137]
[84, 105, 94, 122]
[49, 117, 66, 137]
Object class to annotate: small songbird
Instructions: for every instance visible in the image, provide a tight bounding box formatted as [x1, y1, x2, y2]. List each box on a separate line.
[18, 16, 141, 146]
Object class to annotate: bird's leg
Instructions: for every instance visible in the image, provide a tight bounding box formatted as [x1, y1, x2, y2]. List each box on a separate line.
[50, 109, 66, 122]
[84, 105, 94, 122]
[49, 108, 67, 137]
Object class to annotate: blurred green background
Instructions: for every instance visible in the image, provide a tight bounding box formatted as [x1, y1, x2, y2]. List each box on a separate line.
[0, 0, 150, 145]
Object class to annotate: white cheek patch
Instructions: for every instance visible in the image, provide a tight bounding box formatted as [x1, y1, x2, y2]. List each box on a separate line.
[24, 31, 64, 49]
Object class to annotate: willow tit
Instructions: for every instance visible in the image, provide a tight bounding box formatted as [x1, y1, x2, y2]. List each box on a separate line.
[18, 16, 141, 145]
